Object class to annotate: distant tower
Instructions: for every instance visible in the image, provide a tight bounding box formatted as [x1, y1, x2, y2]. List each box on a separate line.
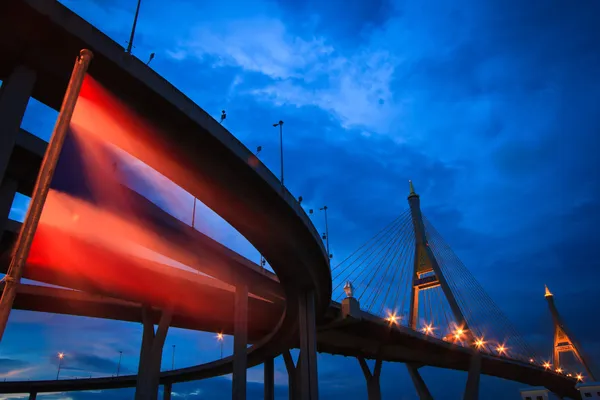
[544, 285, 596, 380]
[407, 181, 470, 336]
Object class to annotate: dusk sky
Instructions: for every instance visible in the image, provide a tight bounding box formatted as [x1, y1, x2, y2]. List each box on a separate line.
[2, 0, 600, 398]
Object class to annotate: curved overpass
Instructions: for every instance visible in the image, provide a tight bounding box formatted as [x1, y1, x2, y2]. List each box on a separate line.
[0, 220, 580, 399]
[1, 135, 581, 398]
[0, 0, 332, 393]
[0, 281, 579, 399]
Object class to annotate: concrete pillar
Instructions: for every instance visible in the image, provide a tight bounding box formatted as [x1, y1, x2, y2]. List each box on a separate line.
[298, 291, 318, 400]
[163, 382, 172, 400]
[406, 364, 433, 400]
[264, 357, 275, 400]
[135, 306, 172, 400]
[463, 353, 481, 400]
[357, 357, 382, 400]
[28, 393, 37, 400]
[0, 177, 17, 241]
[283, 350, 300, 400]
[232, 284, 248, 400]
[0, 65, 36, 183]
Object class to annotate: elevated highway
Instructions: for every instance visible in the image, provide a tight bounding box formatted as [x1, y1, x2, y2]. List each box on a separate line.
[0, 221, 580, 399]
[0, 1, 582, 398]
[0, 1, 331, 398]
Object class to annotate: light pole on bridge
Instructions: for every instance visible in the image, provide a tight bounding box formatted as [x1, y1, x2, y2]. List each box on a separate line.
[126, 0, 142, 54]
[171, 345, 175, 370]
[116, 350, 123, 377]
[319, 206, 332, 262]
[56, 353, 64, 380]
[272, 121, 284, 188]
[216, 332, 224, 359]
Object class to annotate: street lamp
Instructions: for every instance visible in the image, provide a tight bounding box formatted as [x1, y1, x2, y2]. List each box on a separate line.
[171, 345, 175, 370]
[319, 206, 332, 261]
[256, 146, 262, 156]
[126, 0, 142, 54]
[56, 353, 64, 380]
[220, 110, 227, 124]
[216, 332, 224, 359]
[116, 350, 123, 377]
[272, 120, 284, 187]
[191, 196, 197, 228]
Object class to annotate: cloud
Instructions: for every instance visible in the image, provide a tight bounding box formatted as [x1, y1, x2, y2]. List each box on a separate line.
[0, 359, 35, 379]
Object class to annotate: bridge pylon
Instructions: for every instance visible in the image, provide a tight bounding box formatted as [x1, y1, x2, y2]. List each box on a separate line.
[407, 182, 472, 340]
[544, 285, 596, 380]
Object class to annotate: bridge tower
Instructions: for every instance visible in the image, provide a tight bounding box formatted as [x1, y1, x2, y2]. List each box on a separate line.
[407, 181, 470, 336]
[544, 285, 596, 380]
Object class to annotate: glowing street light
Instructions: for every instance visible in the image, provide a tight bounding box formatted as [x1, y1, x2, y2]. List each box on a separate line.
[543, 361, 551, 369]
[454, 327, 465, 341]
[422, 323, 434, 335]
[496, 344, 507, 356]
[474, 337, 486, 349]
[576, 373, 584, 382]
[556, 367, 563, 374]
[386, 312, 399, 326]
[216, 332, 224, 359]
[529, 358, 534, 363]
[56, 353, 65, 380]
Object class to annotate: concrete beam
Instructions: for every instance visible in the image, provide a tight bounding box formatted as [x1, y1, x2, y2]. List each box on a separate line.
[0, 178, 17, 242]
[298, 291, 318, 400]
[163, 382, 172, 400]
[283, 350, 298, 400]
[406, 364, 433, 400]
[357, 357, 382, 400]
[135, 306, 172, 400]
[264, 357, 274, 400]
[232, 284, 248, 400]
[463, 352, 481, 400]
[0, 65, 36, 183]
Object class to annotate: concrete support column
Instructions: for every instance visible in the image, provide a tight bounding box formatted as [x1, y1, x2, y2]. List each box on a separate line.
[463, 352, 481, 400]
[283, 350, 300, 400]
[232, 284, 248, 400]
[406, 364, 433, 400]
[28, 393, 37, 400]
[135, 306, 173, 400]
[298, 291, 318, 400]
[163, 382, 172, 400]
[0, 178, 17, 241]
[357, 357, 382, 400]
[0, 65, 36, 183]
[264, 357, 275, 400]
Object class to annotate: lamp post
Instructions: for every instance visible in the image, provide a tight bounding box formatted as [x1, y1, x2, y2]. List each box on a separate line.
[56, 353, 64, 380]
[319, 206, 331, 261]
[126, 0, 142, 54]
[216, 332, 224, 359]
[116, 350, 123, 377]
[272, 121, 284, 187]
[191, 197, 197, 228]
[171, 345, 175, 370]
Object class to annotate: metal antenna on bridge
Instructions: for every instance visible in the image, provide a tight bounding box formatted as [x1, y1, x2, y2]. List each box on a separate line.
[126, 0, 142, 54]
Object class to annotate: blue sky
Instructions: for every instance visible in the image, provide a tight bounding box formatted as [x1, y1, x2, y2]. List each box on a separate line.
[2, 0, 600, 398]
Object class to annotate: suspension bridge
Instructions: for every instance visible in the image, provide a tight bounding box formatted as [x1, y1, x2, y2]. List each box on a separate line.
[0, 1, 595, 399]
